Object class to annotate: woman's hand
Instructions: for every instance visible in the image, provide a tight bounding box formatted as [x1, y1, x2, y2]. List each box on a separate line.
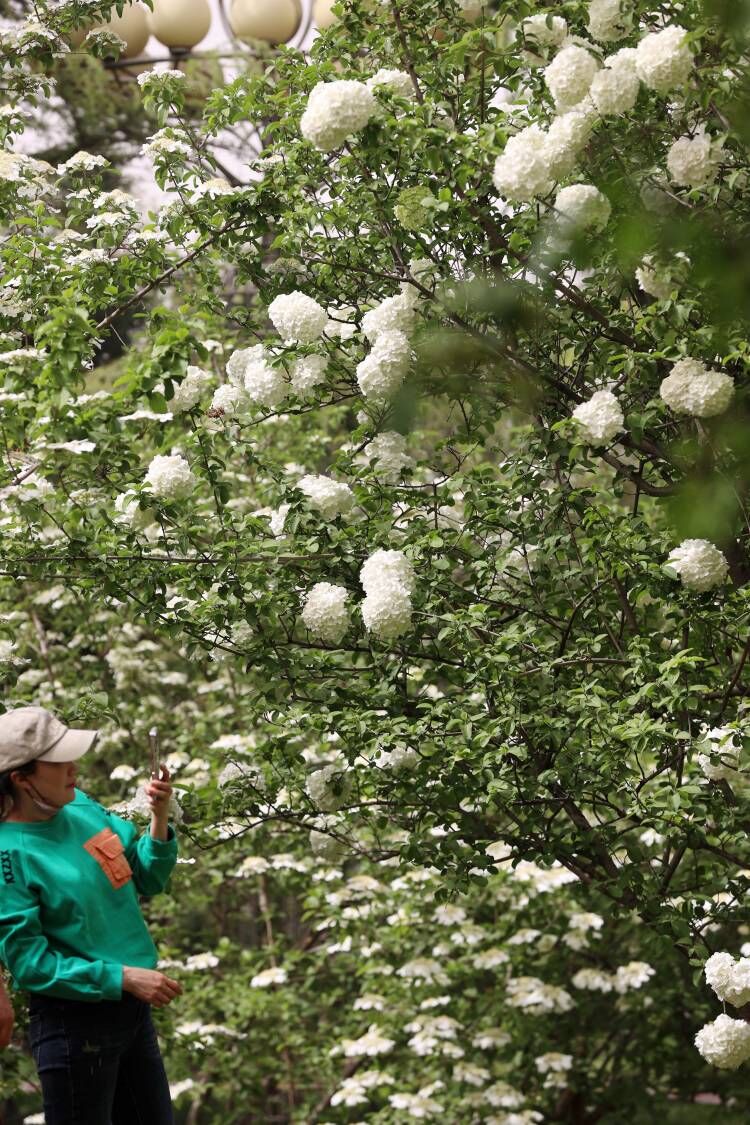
[0, 979, 14, 1048]
[122, 966, 182, 1008]
[147, 765, 173, 841]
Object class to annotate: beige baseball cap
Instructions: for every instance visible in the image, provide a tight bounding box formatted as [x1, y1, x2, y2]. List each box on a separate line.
[0, 706, 98, 772]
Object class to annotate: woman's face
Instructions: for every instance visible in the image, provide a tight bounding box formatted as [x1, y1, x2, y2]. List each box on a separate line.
[26, 760, 79, 809]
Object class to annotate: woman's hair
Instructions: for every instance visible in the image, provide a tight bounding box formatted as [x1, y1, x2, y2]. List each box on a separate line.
[0, 760, 36, 820]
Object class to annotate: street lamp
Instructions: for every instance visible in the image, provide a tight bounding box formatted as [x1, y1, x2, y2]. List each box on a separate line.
[227, 0, 303, 45]
[148, 0, 213, 51]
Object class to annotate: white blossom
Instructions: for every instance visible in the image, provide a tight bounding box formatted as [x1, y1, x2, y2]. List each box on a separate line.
[210, 384, 245, 415]
[613, 961, 656, 993]
[554, 184, 611, 231]
[227, 345, 287, 408]
[297, 474, 354, 520]
[169, 365, 212, 413]
[356, 329, 412, 401]
[268, 292, 328, 344]
[250, 967, 288, 988]
[341, 1023, 396, 1057]
[306, 762, 353, 811]
[696, 726, 741, 782]
[388, 1089, 443, 1117]
[545, 105, 597, 180]
[366, 68, 415, 98]
[635, 255, 673, 301]
[587, 0, 632, 42]
[666, 539, 729, 593]
[659, 357, 734, 417]
[635, 26, 693, 94]
[590, 48, 640, 115]
[544, 44, 600, 111]
[505, 976, 575, 1014]
[363, 431, 410, 481]
[571, 389, 624, 446]
[667, 131, 719, 188]
[362, 292, 418, 342]
[290, 354, 327, 394]
[301, 582, 350, 643]
[521, 14, 568, 49]
[705, 952, 750, 1007]
[695, 1014, 750, 1070]
[144, 454, 195, 501]
[492, 124, 554, 202]
[300, 79, 378, 151]
[571, 968, 614, 992]
[269, 503, 291, 537]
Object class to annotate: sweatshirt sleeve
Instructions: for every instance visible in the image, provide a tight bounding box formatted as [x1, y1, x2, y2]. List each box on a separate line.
[0, 850, 122, 1002]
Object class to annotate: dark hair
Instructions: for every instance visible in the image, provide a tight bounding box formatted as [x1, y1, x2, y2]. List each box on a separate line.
[0, 760, 37, 821]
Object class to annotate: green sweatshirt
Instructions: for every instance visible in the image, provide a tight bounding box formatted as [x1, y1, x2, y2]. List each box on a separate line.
[0, 788, 177, 1003]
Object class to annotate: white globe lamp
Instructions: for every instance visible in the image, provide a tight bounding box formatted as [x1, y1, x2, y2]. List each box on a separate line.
[148, 0, 212, 50]
[313, 0, 338, 29]
[228, 0, 302, 45]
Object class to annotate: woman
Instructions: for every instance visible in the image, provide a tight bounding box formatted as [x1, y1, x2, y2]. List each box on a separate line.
[0, 705, 182, 1125]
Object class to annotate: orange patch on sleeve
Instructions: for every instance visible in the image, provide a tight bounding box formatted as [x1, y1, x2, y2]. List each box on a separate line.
[83, 827, 133, 890]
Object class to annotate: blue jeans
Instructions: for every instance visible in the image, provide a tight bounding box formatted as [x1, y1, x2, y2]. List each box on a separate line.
[28, 991, 174, 1125]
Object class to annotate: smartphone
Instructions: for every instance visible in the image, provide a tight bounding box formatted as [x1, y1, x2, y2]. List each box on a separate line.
[148, 726, 159, 779]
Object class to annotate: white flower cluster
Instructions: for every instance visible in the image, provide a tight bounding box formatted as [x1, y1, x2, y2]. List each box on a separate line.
[554, 183, 611, 231]
[696, 725, 741, 782]
[667, 131, 719, 188]
[290, 353, 327, 394]
[340, 1024, 396, 1058]
[210, 384, 245, 415]
[587, 0, 632, 42]
[635, 255, 673, 301]
[226, 345, 287, 408]
[363, 430, 410, 481]
[634, 26, 693, 93]
[366, 68, 415, 99]
[521, 13, 568, 52]
[144, 454, 195, 501]
[356, 329, 412, 401]
[362, 291, 418, 342]
[493, 107, 596, 202]
[505, 976, 575, 1014]
[306, 761, 353, 811]
[666, 538, 729, 593]
[268, 291, 328, 344]
[659, 357, 734, 417]
[250, 967, 287, 988]
[360, 549, 415, 641]
[301, 582, 350, 644]
[331, 1070, 394, 1108]
[300, 79, 378, 151]
[613, 960, 655, 993]
[590, 48, 640, 115]
[571, 389, 624, 445]
[705, 952, 750, 1007]
[297, 474, 354, 520]
[544, 44, 600, 111]
[376, 743, 419, 771]
[695, 1014, 750, 1070]
[169, 365, 212, 413]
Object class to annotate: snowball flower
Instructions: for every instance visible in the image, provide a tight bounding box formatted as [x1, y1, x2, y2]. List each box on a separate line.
[544, 44, 600, 111]
[659, 357, 734, 417]
[588, 0, 632, 42]
[695, 1014, 750, 1070]
[545, 105, 597, 180]
[666, 539, 729, 593]
[521, 14, 568, 49]
[361, 549, 415, 598]
[169, 365, 212, 413]
[667, 132, 719, 188]
[297, 474, 354, 520]
[300, 79, 378, 151]
[290, 354, 327, 394]
[492, 124, 554, 202]
[301, 582, 350, 643]
[356, 329, 412, 401]
[227, 345, 287, 408]
[306, 763, 353, 811]
[696, 726, 741, 782]
[554, 184, 611, 231]
[210, 384, 245, 415]
[571, 389, 624, 446]
[362, 589, 413, 640]
[362, 292, 418, 342]
[144, 454, 195, 501]
[268, 292, 328, 344]
[363, 431, 410, 481]
[590, 48, 640, 115]
[635, 256, 673, 301]
[366, 68, 415, 99]
[250, 967, 288, 988]
[635, 27, 693, 93]
[705, 952, 750, 1007]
